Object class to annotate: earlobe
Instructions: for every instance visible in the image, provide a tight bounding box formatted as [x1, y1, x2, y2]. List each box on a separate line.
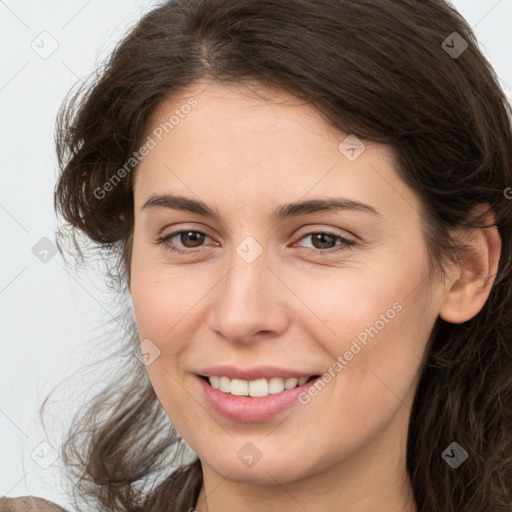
[439, 208, 501, 324]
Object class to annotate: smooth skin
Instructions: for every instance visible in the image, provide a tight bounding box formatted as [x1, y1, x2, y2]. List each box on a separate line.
[129, 79, 501, 512]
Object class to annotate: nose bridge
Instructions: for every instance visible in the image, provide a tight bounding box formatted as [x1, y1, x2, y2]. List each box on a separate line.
[208, 237, 287, 342]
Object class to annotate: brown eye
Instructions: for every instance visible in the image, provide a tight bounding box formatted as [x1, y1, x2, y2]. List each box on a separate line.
[296, 230, 355, 253]
[177, 231, 206, 248]
[309, 232, 338, 249]
[158, 230, 214, 254]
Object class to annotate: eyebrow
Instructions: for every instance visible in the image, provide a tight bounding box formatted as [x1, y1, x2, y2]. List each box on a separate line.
[141, 193, 381, 221]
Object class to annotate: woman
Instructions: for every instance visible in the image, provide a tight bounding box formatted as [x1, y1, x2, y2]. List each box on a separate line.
[3, 0, 512, 510]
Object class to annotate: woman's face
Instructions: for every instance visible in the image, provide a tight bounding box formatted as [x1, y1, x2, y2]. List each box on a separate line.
[130, 79, 446, 485]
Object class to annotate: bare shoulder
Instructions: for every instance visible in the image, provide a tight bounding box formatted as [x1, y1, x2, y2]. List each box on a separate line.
[0, 496, 69, 511]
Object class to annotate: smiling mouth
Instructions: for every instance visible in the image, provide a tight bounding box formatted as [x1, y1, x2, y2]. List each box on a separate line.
[200, 375, 320, 398]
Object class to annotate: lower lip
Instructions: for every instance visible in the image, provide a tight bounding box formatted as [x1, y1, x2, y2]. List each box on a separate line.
[196, 375, 319, 423]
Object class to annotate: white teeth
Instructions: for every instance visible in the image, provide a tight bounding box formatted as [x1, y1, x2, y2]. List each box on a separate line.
[268, 377, 285, 394]
[219, 376, 231, 393]
[249, 378, 268, 397]
[207, 375, 312, 397]
[284, 377, 298, 389]
[230, 379, 248, 396]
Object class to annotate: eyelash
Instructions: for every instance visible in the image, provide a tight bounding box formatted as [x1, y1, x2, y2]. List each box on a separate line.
[156, 229, 356, 256]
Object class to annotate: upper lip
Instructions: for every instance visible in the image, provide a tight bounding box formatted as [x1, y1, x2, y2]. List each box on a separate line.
[197, 365, 319, 381]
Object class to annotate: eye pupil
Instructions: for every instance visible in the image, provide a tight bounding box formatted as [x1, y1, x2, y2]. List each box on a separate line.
[181, 231, 205, 247]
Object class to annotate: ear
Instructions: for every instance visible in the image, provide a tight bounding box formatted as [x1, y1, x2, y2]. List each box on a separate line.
[439, 205, 501, 324]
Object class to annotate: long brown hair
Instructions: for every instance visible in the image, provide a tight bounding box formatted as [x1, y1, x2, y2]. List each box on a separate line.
[50, 0, 512, 510]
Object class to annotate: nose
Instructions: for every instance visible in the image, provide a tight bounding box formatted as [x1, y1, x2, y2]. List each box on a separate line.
[206, 244, 289, 344]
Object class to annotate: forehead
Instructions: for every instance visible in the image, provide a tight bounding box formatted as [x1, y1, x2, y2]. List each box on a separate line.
[149, 79, 336, 135]
[132, 80, 417, 225]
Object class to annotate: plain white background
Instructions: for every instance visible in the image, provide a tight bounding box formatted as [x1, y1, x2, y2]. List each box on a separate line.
[1, 0, 511, 508]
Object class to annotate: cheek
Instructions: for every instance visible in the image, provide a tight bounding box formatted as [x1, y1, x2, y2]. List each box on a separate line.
[302, 250, 435, 406]
[131, 275, 186, 341]
[129, 260, 198, 428]
[129, 233, 196, 343]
